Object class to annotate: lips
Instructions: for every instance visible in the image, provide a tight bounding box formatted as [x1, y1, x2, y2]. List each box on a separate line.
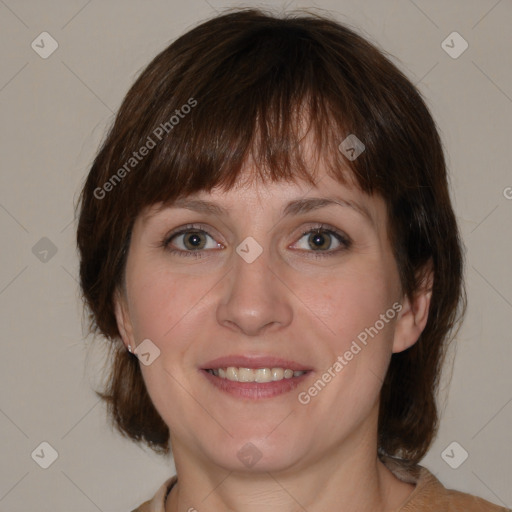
[200, 355, 313, 399]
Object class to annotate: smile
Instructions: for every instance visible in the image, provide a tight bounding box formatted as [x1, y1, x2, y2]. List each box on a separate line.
[201, 355, 312, 399]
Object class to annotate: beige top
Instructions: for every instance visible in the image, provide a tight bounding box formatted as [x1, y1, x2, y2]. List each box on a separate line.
[131, 457, 510, 512]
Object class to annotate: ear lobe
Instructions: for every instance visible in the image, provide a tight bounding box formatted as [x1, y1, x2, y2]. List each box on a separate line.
[392, 261, 434, 354]
[113, 288, 135, 349]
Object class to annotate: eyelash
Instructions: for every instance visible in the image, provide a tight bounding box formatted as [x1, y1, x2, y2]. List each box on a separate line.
[160, 223, 352, 259]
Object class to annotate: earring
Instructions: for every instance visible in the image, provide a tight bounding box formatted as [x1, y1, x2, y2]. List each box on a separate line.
[127, 344, 133, 353]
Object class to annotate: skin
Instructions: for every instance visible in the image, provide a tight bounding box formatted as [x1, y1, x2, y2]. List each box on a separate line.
[114, 160, 433, 512]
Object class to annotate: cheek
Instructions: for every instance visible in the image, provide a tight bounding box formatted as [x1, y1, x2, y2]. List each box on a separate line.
[299, 265, 397, 345]
[298, 272, 398, 430]
[126, 263, 203, 343]
[126, 266, 212, 430]
[300, 265, 399, 409]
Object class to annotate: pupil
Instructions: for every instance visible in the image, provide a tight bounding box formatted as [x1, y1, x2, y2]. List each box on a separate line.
[186, 232, 203, 249]
[310, 232, 329, 250]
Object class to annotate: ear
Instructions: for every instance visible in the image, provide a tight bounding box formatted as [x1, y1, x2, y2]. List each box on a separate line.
[113, 287, 136, 350]
[392, 260, 434, 354]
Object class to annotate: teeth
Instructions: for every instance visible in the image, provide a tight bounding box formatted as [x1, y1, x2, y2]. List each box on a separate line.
[272, 368, 284, 380]
[208, 367, 306, 383]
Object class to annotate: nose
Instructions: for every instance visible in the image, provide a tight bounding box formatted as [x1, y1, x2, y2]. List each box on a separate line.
[216, 244, 293, 337]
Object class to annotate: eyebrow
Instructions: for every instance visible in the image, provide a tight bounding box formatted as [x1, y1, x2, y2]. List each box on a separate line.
[153, 196, 373, 224]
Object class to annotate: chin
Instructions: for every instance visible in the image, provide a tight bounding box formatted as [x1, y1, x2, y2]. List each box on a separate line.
[206, 435, 305, 474]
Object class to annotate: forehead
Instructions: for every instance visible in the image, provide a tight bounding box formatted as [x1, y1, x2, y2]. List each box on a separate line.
[139, 170, 387, 234]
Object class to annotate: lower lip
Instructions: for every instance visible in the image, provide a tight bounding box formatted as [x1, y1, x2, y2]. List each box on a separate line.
[200, 369, 311, 399]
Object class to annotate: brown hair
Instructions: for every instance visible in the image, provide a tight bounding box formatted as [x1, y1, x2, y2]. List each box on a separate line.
[76, 8, 466, 463]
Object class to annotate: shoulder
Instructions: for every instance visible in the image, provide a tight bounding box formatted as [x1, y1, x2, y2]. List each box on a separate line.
[129, 467, 510, 512]
[430, 488, 510, 512]
[382, 456, 510, 512]
[130, 475, 177, 512]
[405, 470, 510, 511]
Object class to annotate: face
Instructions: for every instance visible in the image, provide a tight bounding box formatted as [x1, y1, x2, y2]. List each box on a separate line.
[114, 163, 430, 474]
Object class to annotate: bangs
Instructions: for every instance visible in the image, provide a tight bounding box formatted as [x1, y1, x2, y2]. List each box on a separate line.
[110, 15, 389, 217]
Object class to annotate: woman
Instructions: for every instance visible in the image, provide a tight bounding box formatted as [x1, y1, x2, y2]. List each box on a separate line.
[76, 8, 509, 512]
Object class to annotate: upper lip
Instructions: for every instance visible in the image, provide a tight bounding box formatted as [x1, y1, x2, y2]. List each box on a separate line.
[202, 355, 312, 372]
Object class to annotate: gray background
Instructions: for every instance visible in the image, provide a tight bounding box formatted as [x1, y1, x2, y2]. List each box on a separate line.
[0, 0, 511, 510]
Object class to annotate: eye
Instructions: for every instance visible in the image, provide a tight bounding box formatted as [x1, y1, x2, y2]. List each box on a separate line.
[162, 224, 223, 259]
[291, 225, 351, 257]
